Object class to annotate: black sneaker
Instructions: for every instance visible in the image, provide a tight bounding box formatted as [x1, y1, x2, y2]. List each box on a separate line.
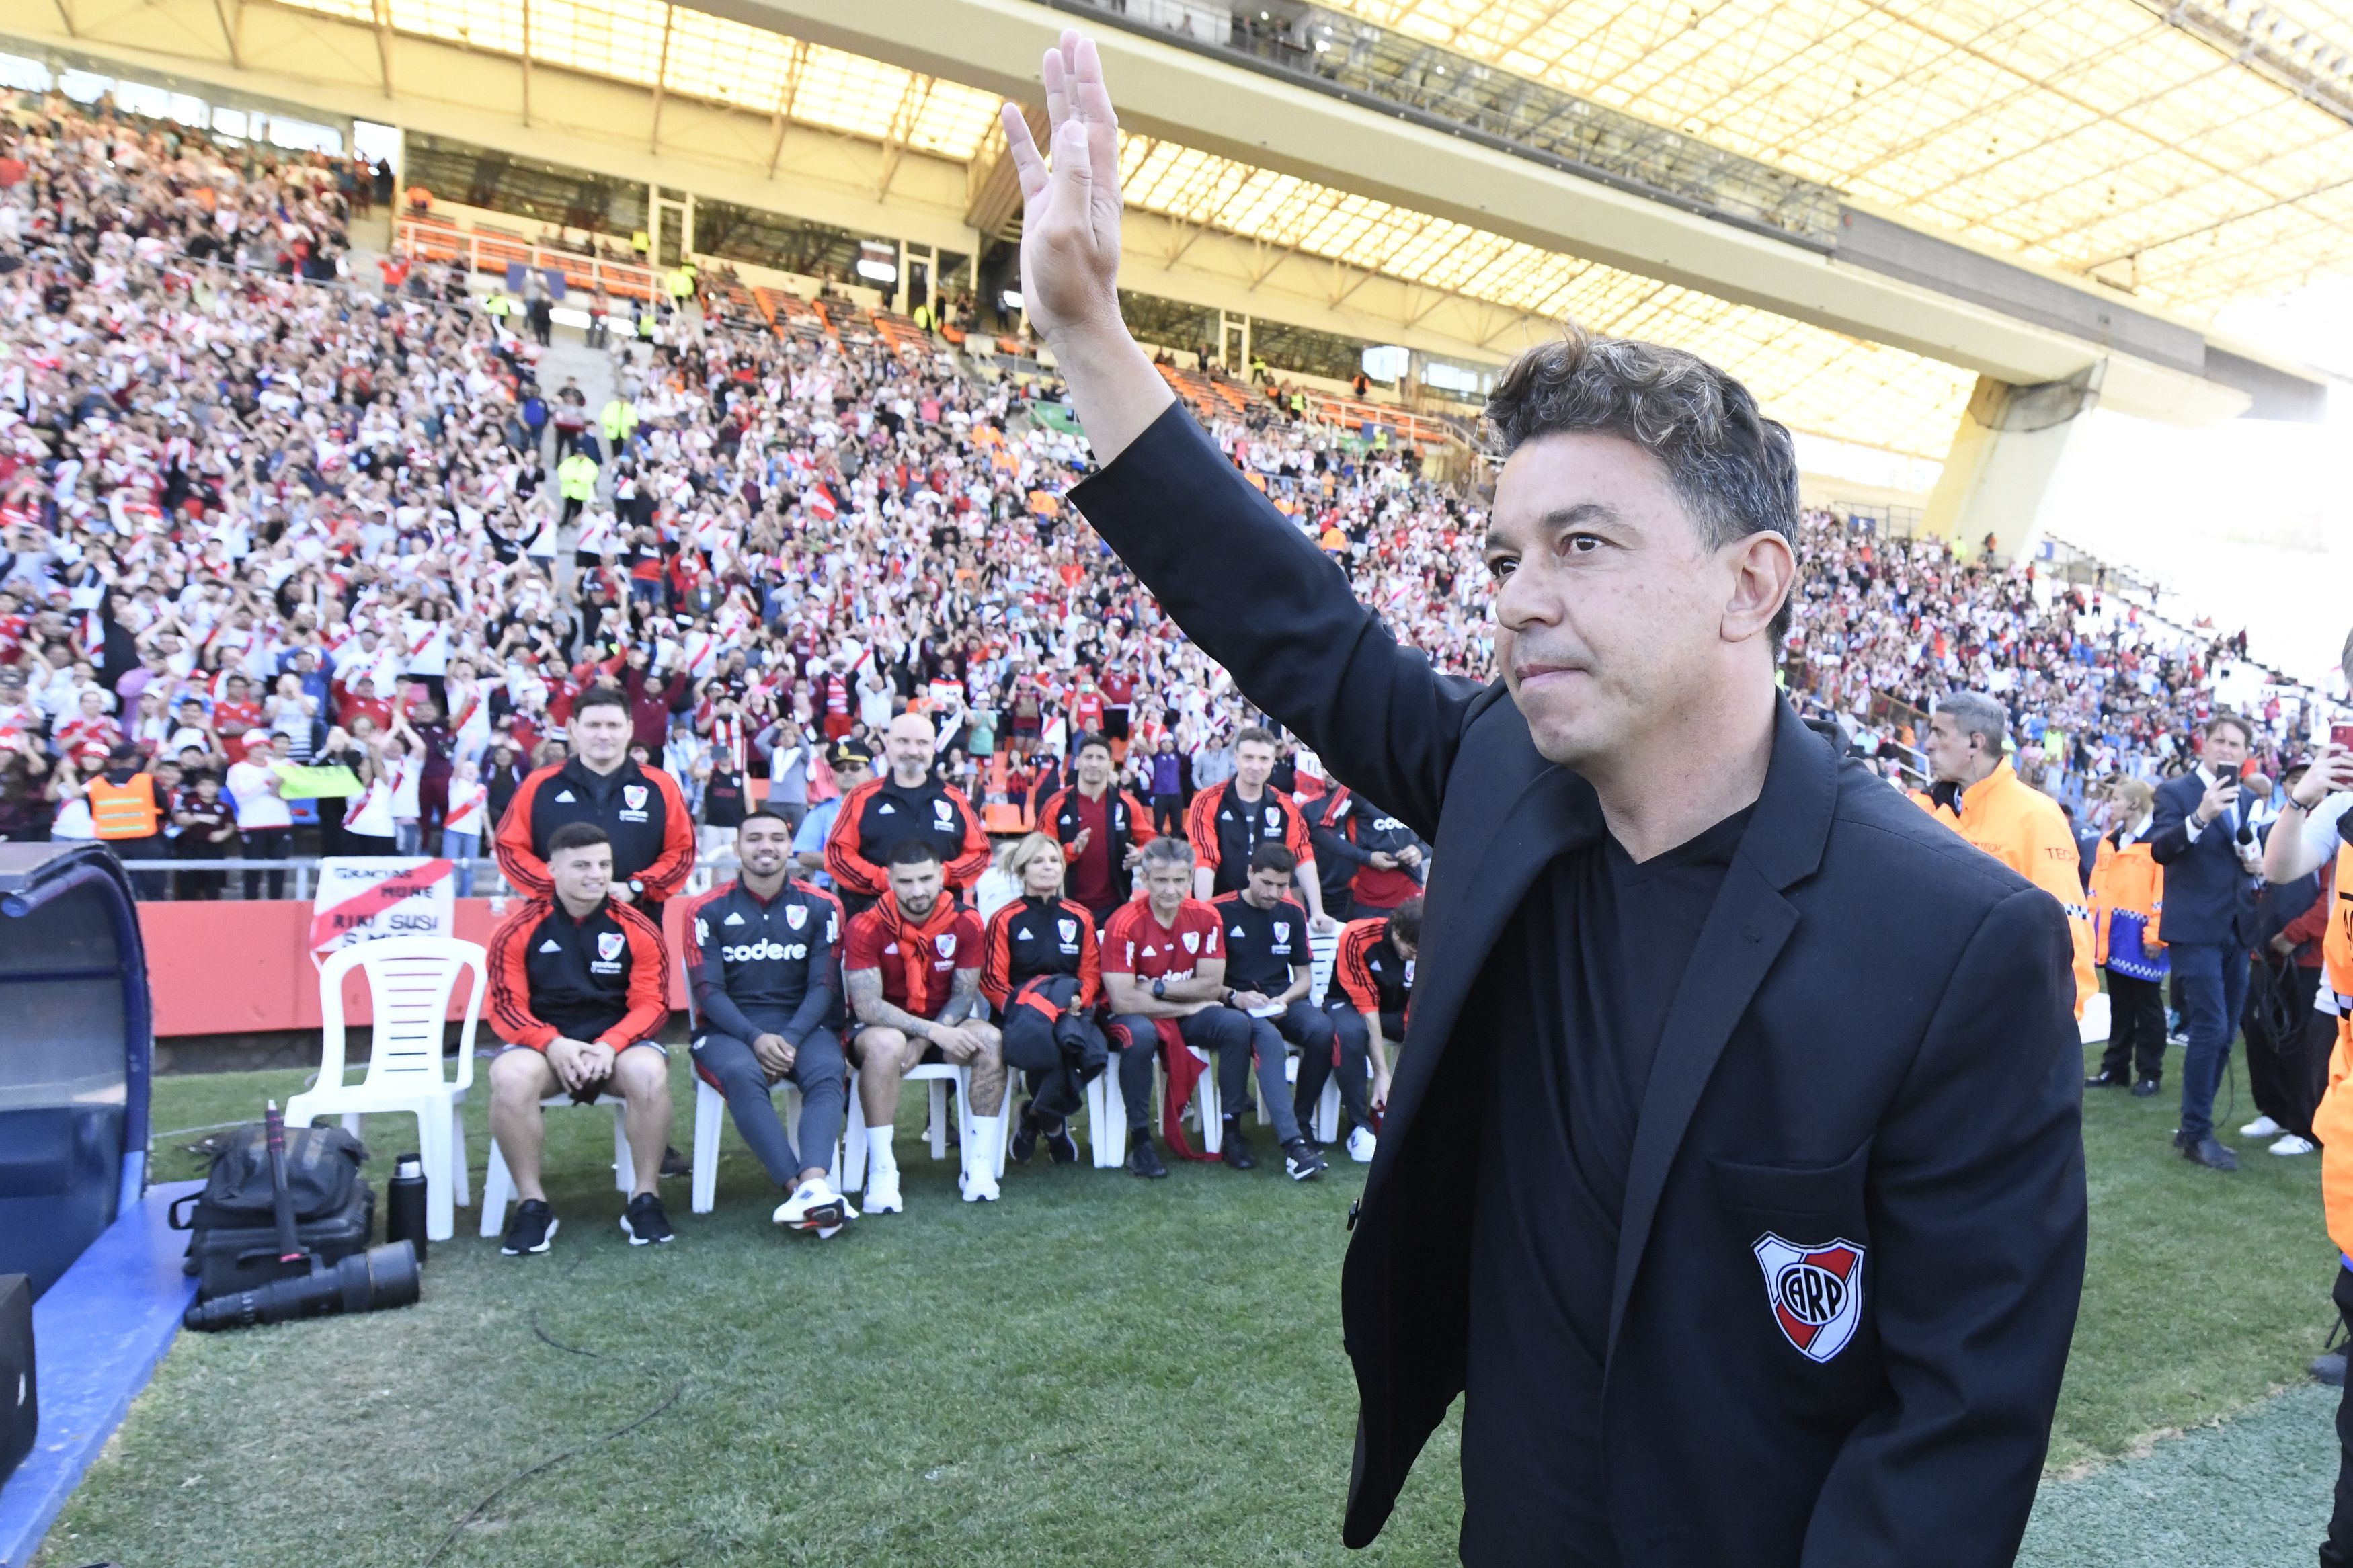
[2178, 1135, 2238, 1171]
[500, 1198, 559, 1256]
[1128, 1131, 1168, 1180]
[1221, 1122, 1257, 1171]
[1283, 1139, 1328, 1182]
[1043, 1118, 1080, 1165]
[2085, 1070, 2124, 1089]
[2132, 1077, 2160, 1098]
[621, 1192, 676, 1244]
[660, 1144, 690, 1179]
[1010, 1102, 1041, 1165]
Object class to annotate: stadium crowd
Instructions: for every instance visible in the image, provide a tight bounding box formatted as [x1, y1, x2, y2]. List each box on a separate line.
[0, 89, 2343, 1231]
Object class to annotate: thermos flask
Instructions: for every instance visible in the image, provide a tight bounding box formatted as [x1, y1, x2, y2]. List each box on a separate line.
[386, 1153, 429, 1264]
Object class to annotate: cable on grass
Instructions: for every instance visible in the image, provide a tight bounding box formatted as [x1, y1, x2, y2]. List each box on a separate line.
[420, 1255, 684, 1565]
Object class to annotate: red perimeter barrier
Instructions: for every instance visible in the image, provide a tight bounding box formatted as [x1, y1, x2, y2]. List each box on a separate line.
[138, 899, 696, 1038]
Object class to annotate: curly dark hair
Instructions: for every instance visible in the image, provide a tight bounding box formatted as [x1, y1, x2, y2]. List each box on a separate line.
[1482, 323, 1800, 641]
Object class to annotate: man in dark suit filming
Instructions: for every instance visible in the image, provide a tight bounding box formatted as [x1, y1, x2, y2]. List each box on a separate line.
[2149, 712, 2263, 1171]
[1002, 32, 2087, 1566]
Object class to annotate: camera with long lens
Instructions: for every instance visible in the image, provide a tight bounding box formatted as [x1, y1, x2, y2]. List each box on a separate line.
[180, 1102, 425, 1333]
[184, 1240, 420, 1331]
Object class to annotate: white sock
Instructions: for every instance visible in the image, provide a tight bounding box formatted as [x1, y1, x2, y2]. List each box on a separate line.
[867, 1126, 898, 1180]
[966, 1116, 1003, 1174]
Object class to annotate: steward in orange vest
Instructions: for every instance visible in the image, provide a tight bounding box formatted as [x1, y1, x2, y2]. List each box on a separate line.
[88, 768, 164, 840]
[2084, 778, 2167, 1092]
[2276, 731, 2353, 1565]
[1913, 751, 2098, 1018]
[86, 745, 171, 896]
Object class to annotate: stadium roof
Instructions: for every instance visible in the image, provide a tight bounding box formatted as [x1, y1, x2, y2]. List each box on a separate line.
[250, 0, 2350, 466]
[1113, 135, 1975, 460]
[252, 0, 1974, 460]
[1314, 0, 2353, 324]
[274, 0, 1008, 157]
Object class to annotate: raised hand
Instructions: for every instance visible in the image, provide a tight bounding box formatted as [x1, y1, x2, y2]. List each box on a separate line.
[998, 30, 1173, 462]
[1000, 31, 1124, 347]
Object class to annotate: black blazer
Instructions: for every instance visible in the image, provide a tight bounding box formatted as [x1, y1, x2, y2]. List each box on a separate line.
[1072, 407, 2087, 1566]
[2147, 770, 2256, 947]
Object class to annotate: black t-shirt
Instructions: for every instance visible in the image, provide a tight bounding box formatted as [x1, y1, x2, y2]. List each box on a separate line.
[1460, 804, 1753, 1564]
[1211, 890, 1310, 995]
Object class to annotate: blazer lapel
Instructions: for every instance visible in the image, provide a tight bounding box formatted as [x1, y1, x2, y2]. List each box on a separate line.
[1605, 702, 1838, 1363]
[1367, 757, 1597, 1202]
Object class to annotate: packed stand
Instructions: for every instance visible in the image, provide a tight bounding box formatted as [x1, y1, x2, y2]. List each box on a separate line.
[0, 90, 2317, 922]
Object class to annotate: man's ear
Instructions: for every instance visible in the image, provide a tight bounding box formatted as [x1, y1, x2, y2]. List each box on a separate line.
[1721, 529, 1795, 643]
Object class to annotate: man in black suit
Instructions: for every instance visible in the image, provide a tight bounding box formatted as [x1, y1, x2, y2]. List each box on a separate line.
[1004, 34, 2086, 1565]
[2149, 713, 2262, 1170]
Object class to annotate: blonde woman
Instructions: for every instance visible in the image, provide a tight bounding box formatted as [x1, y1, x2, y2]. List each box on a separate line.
[2086, 776, 2167, 1095]
[979, 833, 1107, 1165]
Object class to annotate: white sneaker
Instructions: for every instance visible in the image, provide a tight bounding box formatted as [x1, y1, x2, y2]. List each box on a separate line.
[863, 1167, 903, 1214]
[2271, 1134, 2317, 1157]
[772, 1178, 855, 1231]
[1346, 1126, 1377, 1163]
[2241, 1116, 2284, 1139]
[957, 1167, 1000, 1203]
[814, 1222, 845, 1240]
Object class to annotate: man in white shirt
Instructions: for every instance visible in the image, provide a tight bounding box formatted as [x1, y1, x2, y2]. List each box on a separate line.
[226, 730, 294, 899]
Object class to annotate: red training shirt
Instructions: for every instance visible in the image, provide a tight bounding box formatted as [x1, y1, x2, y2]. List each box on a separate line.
[1101, 897, 1224, 987]
[844, 897, 985, 1022]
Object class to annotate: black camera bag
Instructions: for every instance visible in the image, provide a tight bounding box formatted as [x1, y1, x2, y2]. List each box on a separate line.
[170, 1124, 376, 1300]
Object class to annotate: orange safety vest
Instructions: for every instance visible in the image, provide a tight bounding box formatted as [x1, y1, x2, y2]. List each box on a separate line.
[1913, 762, 2097, 1017]
[2308, 841, 2353, 1256]
[88, 773, 161, 839]
[2085, 836, 2164, 975]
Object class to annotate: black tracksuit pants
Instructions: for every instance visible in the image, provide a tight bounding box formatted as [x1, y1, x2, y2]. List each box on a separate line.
[2100, 970, 2167, 1085]
[1308, 1002, 1400, 1132]
[2245, 960, 2325, 1139]
[2325, 1266, 2353, 1567]
[690, 1022, 848, 1186]
[1000, 997, 1109, 1122]
[1107, 1005, 1300, 1143]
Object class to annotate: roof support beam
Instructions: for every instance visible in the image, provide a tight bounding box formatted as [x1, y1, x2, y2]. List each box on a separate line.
[210, 0, 238, 67]
[368, 0, 392, 93]
[647, 0, 674, 153]
[765, 37, 805, 179]
[698, 0, 2290, 424]
[963, 100, 1042, 237]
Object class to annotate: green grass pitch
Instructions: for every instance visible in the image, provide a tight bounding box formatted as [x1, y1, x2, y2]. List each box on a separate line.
[34, 1042, 2338, 1566]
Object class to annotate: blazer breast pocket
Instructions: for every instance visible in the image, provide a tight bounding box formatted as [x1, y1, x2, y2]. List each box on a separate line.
[1710, 1141, 1872, 1231]
[1712, 1143, 1875, 1371]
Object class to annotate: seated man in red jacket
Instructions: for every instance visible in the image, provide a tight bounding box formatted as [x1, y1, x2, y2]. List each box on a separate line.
[486, 821, 675, 1255]
[843, 838, 1001, 1211]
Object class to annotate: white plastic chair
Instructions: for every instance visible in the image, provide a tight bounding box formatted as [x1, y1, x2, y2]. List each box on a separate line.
[1088, 1043, 1222, 1167]
[479, 1095, 635, 1236]
[676, 952, 850, 1214]
[284, 937, 484, 1243]
[690, 1075, 845, 1214]
[840, 1063, 1014, 1192]
[1304, 925, 1347, 1143]
[1215, 921, 1343, 1145]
